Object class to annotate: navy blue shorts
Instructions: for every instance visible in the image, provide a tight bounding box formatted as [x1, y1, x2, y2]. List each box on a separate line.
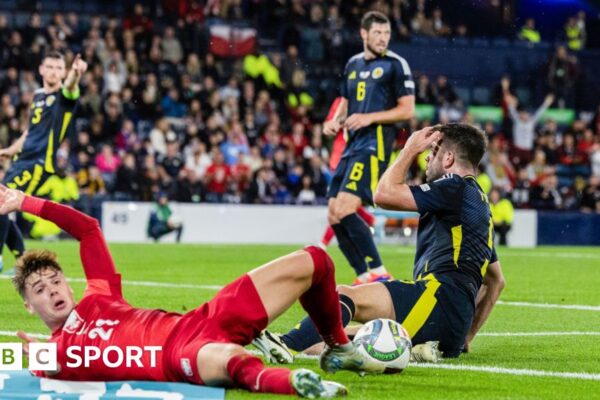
[327, 153, 388, 205]
[3, 161, 49, 194]
[382, 275, 474, 357]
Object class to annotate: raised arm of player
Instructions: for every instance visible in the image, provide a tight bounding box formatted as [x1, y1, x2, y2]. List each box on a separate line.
[0, 130, 27, 159]
[63, 54, 88, 96]
[374, 126, 441, 211]
[464, 260, 505, 352]
[0, 185, 118, 281]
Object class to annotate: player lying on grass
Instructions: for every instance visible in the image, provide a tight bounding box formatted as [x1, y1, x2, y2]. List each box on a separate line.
[254, 123, 505, 363]
[4, 185, 382, 398]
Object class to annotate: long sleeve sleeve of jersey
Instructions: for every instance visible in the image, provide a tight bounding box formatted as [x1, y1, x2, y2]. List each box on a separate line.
[21, 196, 121, 297]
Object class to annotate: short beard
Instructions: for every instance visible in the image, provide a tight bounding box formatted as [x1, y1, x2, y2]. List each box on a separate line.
[366, 42, 384, 57]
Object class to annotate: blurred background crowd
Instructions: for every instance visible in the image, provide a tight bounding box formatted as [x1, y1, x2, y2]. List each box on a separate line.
[0, 0, 599, 224]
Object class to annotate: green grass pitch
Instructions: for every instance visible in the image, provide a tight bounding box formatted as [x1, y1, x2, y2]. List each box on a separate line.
[1, 242, 599, 399]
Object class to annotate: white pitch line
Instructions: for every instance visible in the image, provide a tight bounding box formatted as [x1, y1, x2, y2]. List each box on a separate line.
[410, 363, 600, 381]
[0, 275, 224, 291]
[497, 300, 600, 312]
[260, 352, 600, 381]
[2, 275, 599, 312]
[477, 331, 600, 337]
[0, 330, 50, 340]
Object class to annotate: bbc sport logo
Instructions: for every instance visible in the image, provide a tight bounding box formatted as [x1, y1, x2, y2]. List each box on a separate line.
[0, 343, 161, 370]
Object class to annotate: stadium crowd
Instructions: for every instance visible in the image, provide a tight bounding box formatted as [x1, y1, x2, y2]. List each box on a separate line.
[0, 0, 598, 222]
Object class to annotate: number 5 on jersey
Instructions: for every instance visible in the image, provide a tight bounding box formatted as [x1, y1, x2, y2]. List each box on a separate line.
[356, 81, 366, 101]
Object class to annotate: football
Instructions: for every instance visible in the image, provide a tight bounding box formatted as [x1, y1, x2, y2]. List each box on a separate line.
[353, 319, 412, 373]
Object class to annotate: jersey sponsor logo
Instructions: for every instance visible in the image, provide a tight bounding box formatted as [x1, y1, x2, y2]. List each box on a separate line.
[45, 95, 56, 107]
[405, 80, 415, 89]
[34, 100, 45, 107]
[345, 181, 358, 191]
[419, 184, 431, 192]
[181, 358, 194, 377]
[359, 71, 370, 79]
[348, 71, 357, 80]
[372, 67, 384, 79]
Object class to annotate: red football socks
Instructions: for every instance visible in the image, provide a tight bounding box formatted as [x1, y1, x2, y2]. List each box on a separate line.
[227, 354, 294, 394]
[301, 246, 350, 348]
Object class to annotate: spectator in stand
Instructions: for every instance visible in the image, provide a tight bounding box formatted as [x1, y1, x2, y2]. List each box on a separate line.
[114, 152, 140, 201]
[415, 75, 436, 105]
[530, 174, 562, 210]
[558, 134, 586, 172]
[590, 141, 600, 178]
[431, 8, 451, 36]
[150, 118, 176, 156]
[161, 26, 183, 64]
[410, 11, 434, 36]
[486, 151, 515, 191]
[95, 144, 121, 190]
[580, 175, 600, 213]
[205, 150, 231, 203]
[247, 167, 276, 204]
[504, 87, 554, 166]
[433, 75, 459, 106]
[547, 46, 577, 108]
[297, 175, 316, 205]
[489, 187, 514, 245]
[512, 167, 531, 208]
[518, 18, 540, 44]
[526, 149, 552, 186]
[221, 122, 250, 166]
[563, 16, 584, 51]
[161, 88, 187, 118]
[157, 140, 185, 191]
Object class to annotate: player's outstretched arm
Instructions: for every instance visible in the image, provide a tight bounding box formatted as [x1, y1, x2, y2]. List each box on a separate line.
[0, 184, 118, 278]
[374, 126, 441, 211]
[63, 54, 88, 96]
[464, 261, 505, 352]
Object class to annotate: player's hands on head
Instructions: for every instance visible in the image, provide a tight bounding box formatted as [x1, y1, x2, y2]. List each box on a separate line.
[0, 149, 11, 159]
[0, 184, 25, 214]
[323, 119, 343, 136]
[344, 113, 373, 131]
[71, 54, 88, 74]
[404, 126, 443, 155]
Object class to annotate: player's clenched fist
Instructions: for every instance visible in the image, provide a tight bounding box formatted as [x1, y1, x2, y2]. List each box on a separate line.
[71, 54, 88, 74]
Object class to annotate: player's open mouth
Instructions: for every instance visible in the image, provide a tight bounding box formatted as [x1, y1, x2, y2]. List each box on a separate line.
[54, 300, 66, 310]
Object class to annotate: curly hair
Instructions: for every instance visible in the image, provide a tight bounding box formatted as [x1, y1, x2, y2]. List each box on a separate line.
[12, 249, 62, 298]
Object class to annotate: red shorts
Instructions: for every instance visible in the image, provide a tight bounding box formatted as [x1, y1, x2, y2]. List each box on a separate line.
[162, 274, 268, 384]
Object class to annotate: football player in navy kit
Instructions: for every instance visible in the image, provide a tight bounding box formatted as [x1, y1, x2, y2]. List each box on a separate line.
[254, 124, 505, 362]
[0, 51, 86, 271]
[324, 11, 415, 284]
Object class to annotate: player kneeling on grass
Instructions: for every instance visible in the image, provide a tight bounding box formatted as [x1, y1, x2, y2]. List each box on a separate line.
[4, 185, 383, 398]
[254, 124, 506, 363]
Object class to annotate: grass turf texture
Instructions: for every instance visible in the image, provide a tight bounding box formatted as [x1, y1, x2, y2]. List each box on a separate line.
[1, 242, 599, 399]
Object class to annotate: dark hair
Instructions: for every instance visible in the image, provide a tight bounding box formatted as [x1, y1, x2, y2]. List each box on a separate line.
[436, 123, 488, 168]
[42, 50, 64, 62]
[361, 11, 390, 31]
[13, 249, 63, 298]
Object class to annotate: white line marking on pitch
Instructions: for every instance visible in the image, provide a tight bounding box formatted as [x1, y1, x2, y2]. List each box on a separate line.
[497, 300, 600, 311]
[249, 351, 600, 381]
[2, 275, 599, 311]
[478, 331, 600, 337]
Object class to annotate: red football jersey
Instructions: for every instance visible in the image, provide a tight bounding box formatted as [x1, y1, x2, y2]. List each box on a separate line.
[26, 198, 183, 381]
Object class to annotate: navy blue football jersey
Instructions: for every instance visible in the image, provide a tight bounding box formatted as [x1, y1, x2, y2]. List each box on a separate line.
[340, 50, 414, 160]
[19, 88, 78, 173]
[409, 174, 498, 300]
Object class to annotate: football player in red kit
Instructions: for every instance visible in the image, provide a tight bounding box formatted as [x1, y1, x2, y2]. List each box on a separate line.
[4, 185, 381, 398]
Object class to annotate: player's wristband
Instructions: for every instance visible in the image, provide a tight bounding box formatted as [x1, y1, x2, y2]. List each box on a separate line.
[61, 86, 80, 100]
[21, 195, 45, 215]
